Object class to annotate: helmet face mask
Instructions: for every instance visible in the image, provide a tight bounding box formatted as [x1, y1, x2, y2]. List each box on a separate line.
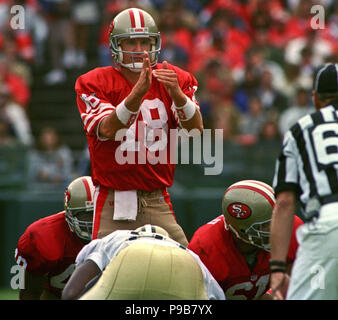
[64, 176, 95, 242]
[241, 219, 271, 251]
[222, 180, 275, 252]
[65, 207, 93, 242]
[108, 8, 161, 71]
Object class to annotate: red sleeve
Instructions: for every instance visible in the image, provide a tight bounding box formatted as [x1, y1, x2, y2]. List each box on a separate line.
[188, 218, 228, 283]
[286, 215, 304, 263]
[188, 216, 223, 255]
[15, 213, 68, 275]
[188, 232, 215, 276]
[16, 228, 49, 275]
[166, 64, 200, 127]
[188, 233, 202, 255]
[188, 225, 215, 263]
[75, 71, 115, 136]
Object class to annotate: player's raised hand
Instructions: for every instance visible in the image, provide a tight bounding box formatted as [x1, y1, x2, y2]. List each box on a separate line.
[132, 51, 152, 98]
[152, 61, 186, 106]
[125, 52, 152, 113]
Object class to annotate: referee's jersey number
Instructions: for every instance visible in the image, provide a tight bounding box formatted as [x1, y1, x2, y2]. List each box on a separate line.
[311, 123, 338, 169]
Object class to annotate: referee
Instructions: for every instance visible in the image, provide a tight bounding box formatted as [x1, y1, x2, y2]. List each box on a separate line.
[269, 63, 338, 300]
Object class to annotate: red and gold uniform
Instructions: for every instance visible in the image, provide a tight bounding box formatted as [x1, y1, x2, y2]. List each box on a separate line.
[188, 215, 303, 300]
[15, 212, 85, 298]
[75, 63, 198, 242]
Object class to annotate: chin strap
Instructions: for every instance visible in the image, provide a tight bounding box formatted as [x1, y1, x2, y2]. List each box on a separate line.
[121, 62, 143, 72]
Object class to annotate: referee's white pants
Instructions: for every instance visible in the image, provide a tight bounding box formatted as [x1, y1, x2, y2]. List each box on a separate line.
[287, 202, 338, 300]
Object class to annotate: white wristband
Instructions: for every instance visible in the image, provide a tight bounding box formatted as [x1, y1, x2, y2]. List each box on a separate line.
[116, 99, 139, 126]
[175, 97, 197, 121]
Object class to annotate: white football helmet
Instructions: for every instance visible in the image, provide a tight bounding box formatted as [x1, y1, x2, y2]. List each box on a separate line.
[108, 8, 161, 71]
[64, 176, 95, 242]
[222, 180, 275, 251]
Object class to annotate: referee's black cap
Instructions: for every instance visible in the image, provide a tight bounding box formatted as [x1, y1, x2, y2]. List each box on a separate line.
[314, 63, 338, 94]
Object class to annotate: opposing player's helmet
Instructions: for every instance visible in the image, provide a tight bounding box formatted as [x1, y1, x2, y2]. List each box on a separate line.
[222, 180, 275, 251]
[135, 224, 169, 237]
[108, 8, 161, 71]
[64, 176, 95, 242]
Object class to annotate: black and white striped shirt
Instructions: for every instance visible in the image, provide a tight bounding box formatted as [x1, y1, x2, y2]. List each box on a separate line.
[273, 101, 338, 208]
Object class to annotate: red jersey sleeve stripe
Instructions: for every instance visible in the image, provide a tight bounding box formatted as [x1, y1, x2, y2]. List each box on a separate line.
[83, 111, 112, 134]
[82, 106, 114, 121]
[84, 110, 113, 121]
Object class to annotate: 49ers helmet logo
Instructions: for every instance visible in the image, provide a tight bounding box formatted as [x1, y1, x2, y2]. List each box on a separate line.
[227, 203, 251, 219]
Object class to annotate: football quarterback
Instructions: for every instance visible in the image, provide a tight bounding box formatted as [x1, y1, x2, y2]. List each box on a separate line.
[188, 180, 303, 300]
[75, 7, 203, 244]
[15, 176, 95, 299]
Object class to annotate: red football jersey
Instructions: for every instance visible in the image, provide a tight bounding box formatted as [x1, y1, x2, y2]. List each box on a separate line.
[15, 212, 85, 298]
[188, 215, 303, 300]
[75, 63, 198, 191]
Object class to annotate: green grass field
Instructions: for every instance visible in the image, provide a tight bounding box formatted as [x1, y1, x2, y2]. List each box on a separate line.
[0, 288, 19, 300]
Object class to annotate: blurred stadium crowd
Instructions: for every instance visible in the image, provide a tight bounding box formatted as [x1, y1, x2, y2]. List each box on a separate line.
[0, 0, 337, 190]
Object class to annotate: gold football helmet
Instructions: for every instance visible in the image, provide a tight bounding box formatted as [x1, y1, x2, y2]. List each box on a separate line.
[108, 8, 161, 71]
[222, 180, 275, 251]
[64, 176, 95, 242]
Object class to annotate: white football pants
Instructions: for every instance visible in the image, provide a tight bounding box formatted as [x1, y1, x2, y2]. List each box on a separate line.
[287, 202, 338, 300]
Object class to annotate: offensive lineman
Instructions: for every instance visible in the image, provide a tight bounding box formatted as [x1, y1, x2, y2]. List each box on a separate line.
[15, 176, 94, 299]
[62, 225, 225, 300]
[188, 180, 303, 300]
[75, 8, 203, 244]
